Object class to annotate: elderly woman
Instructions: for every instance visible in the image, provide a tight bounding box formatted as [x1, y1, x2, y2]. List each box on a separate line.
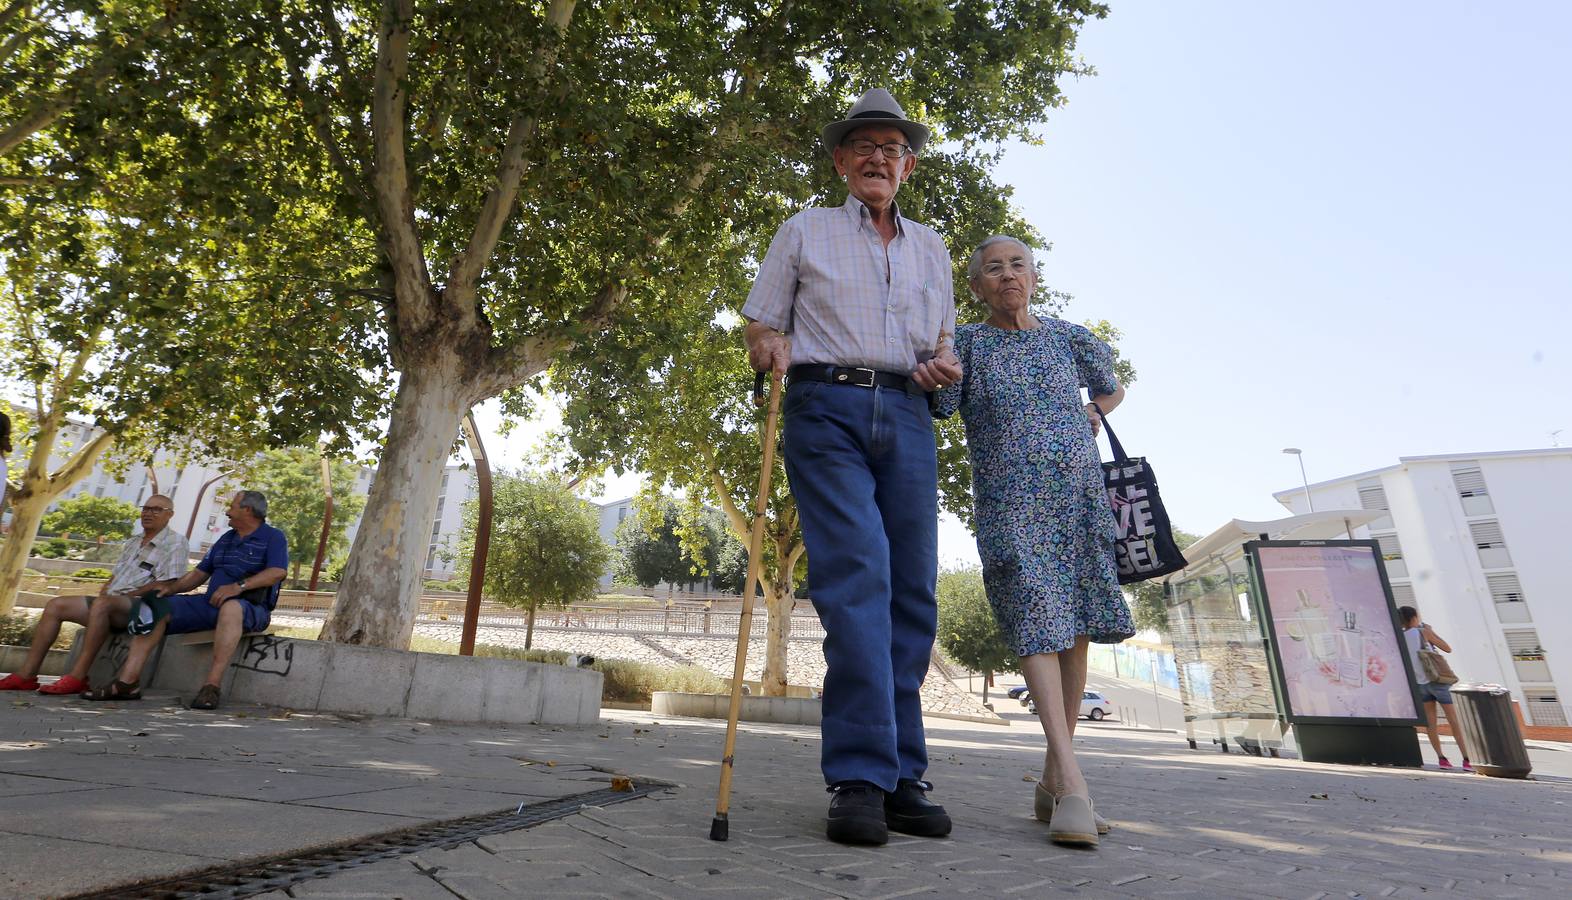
[934, 235, 1132, 848]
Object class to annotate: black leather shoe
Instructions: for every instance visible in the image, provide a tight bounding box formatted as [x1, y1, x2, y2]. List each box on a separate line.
[884, 779, 951, 837]
[826, 781, 888, 845]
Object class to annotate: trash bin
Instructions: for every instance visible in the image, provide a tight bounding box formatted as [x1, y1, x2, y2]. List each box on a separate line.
[1449, 684, 1532, 778]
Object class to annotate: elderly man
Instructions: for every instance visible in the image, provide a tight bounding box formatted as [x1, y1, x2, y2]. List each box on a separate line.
[84, 490, 288, 710]
[0, 495, 189, 694]
[743, 88, 963, 846]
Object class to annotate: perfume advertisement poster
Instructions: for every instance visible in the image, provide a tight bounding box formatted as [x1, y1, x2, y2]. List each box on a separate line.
[1255, 545, 1420, 721]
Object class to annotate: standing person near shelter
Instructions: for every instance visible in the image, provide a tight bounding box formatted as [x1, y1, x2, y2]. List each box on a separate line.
[0, 410, 12, 510]
[743, 88, 963, 847]
[0, 496, 188, 694]
[84, 490, 287, 710]
[933, 236, 1133, 848]
[1400, 606, 1472, 771]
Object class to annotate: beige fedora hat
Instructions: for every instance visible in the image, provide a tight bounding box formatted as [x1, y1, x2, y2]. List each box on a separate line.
[820, 88, 930, 155]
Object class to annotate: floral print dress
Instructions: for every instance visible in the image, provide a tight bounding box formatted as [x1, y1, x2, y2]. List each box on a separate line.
[934, 318, 1135, 656]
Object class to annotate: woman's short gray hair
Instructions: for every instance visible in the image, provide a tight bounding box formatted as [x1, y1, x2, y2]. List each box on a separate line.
[237, 490, 268, 520]
[966, 235, 1036, 283]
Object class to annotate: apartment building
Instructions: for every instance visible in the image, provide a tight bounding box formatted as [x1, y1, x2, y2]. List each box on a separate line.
[1273, 449, 1570, 727]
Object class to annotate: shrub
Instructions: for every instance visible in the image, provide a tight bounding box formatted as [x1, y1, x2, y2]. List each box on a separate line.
[37, 538, 72, 559]
[0, 612, 78, 650]
[71, 567, 113, 581]
[0, 613, 33, 645]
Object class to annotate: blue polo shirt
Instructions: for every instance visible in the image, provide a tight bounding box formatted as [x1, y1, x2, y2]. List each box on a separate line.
[197, 523, 290, 610]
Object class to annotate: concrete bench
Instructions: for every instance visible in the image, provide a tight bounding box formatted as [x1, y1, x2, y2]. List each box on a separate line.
[65, 627, 271, 692]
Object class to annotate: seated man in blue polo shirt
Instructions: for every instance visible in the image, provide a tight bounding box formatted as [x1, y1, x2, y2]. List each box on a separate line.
[84, 489, 289, 710]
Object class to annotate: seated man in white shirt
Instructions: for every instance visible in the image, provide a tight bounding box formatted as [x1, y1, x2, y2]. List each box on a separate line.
[0, 495, 189, 694]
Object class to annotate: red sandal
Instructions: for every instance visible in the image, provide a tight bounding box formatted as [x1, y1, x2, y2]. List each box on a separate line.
[0, 673, 40, 691]
[38, 675, 89, 695]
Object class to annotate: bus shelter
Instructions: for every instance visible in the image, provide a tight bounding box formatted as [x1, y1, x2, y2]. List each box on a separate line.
[1164, 511, 1388, 755]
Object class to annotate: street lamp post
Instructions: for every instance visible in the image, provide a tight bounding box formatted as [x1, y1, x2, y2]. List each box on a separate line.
[1282, 448, 1314, 512]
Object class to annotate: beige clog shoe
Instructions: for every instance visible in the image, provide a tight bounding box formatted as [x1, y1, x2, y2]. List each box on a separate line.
[1035, 781, 1110, 834]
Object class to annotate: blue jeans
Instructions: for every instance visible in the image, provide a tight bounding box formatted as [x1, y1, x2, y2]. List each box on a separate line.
[782, 379, 939, 791]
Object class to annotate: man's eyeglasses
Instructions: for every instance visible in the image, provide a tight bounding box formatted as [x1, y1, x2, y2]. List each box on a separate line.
[141, 505, 172, 513]
[980, 260, 1032, 279]
[844, 138, 913, 160]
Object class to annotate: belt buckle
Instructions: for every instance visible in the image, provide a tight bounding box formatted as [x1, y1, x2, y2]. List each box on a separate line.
[835, 367, 877, 387]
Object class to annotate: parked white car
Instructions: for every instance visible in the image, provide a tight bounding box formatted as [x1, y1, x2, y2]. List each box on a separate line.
[1027, 689, 1114, 721]
[1079, 690, 1112, 721]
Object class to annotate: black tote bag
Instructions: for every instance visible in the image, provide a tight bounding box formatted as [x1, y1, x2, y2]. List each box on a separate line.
[1093, 408, 1187, 584]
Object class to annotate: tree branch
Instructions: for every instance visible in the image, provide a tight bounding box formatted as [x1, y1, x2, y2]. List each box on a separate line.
[703, 447, 751, 540]
[315, 0, 372, 158]
[370, 0, 434, 332]
[447, 0, 578, 301]
[0, 11, 174, 157]
[272, 12, 375, 220]
[47, 428, 113, 499]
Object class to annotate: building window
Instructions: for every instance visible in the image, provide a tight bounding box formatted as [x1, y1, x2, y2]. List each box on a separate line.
[1375, 534, 1407, 579]
[1469, 521, 1512, 568]
[1356, 477, 1393, 530]
[426, 546, 437, 569]
[1525, 691, 1568, 728]
[618, 507, 628, 523]
[1487, 573, 1531, 624]
[431, 520, 442, 539]
[1504, 629, 1550, 683]
[1450, 462, 1494, 516]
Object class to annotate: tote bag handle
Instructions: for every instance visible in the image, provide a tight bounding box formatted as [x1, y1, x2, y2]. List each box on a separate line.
[1091, 405, 1129, 463]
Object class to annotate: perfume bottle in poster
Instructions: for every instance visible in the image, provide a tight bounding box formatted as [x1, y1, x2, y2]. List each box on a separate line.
[1337, 609, 1364, 689]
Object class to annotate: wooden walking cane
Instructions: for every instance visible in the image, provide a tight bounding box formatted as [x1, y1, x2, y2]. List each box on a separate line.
[710, 369, 784, 842]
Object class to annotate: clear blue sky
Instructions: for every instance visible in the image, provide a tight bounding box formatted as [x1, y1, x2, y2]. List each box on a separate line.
[925, 1, 1571, 565]
[482, 2, 1570, 567]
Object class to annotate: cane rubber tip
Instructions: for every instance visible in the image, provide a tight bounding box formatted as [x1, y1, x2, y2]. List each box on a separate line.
[709, 816, 729, 842]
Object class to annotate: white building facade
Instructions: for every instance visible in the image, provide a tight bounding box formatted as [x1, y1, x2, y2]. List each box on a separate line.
[1274, 449, 1571, 727]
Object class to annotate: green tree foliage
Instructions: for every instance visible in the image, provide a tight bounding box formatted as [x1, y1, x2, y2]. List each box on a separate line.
[452, 474, 610, 648]
[0, 2, 388, 615]
[614, 494, 731, 590]
[240, 448, 370, 582]
[935, 568, 1018, 680]
[40, 495, 140, 541]
[614, 497, 688, 589]
[1124, 528, 1201, 634]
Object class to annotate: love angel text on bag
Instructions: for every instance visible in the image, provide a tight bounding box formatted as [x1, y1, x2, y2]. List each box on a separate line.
[1094, 411, 1186, 585]
[1107, 473, 1163, 577]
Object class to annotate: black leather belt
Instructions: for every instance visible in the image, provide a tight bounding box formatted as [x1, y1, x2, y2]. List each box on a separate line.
[788, 364, 915, 391]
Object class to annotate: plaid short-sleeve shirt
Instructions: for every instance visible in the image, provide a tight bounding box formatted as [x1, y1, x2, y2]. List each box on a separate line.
[742, 194, 955, 374]
[106, 527, 190, 596]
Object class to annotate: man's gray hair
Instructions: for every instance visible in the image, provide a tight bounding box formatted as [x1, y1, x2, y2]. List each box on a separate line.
[966, 235, 1036, 282]
[237, 490, 268, 520]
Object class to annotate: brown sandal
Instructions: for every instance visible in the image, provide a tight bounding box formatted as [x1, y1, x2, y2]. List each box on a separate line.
[82, 680, 142, 701]
[190, 684, 221, 710]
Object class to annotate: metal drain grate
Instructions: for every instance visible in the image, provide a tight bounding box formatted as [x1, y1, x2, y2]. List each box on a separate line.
[78, 782, 665, 899]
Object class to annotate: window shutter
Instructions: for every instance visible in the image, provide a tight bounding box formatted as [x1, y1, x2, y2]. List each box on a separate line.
[1356, 478, 1389, 511]
[1469, 521, 1505, 549]
[1503, 630, 1543, 657]
[1450, 463, 1487, 498]
[1375, 534, 1404, 559]
[1389, 583, 1415, 604]
[1486, 573, 1525, 604]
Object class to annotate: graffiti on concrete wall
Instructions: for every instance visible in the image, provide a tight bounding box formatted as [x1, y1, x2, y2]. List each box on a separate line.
[231, 634, 294, 677]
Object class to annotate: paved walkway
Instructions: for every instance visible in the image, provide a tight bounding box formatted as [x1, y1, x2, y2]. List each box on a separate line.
[3, 690, 1570, 898]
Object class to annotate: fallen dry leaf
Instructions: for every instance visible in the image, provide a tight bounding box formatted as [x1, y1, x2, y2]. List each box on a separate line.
[611, 776, 634, 792]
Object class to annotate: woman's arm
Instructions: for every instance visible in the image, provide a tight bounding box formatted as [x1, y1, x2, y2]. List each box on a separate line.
[1085, 385, 1126, 437]
[1421, 624, 1452, 653]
